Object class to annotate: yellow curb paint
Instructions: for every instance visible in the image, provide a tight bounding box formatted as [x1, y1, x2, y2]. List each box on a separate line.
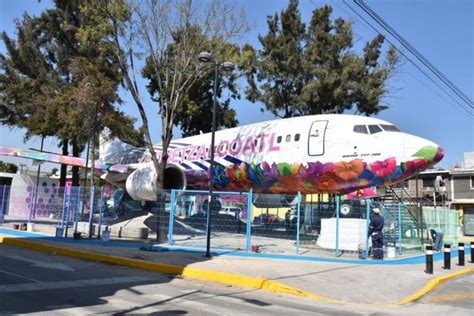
[0, 235, 342, 303]
[1, 233, 472, 306]
[396, 267, 474, 305]
[425, 291, 474, 303]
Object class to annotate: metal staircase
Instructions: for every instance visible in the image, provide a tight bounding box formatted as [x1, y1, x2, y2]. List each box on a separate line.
[376, 182, 432, 252]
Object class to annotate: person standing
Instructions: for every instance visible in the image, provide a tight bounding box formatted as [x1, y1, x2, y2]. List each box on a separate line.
[430, 228, 444, 251]
[368, 207, 384, 260]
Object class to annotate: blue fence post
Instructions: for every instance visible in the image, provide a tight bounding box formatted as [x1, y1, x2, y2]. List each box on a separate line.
[296, 191, 302, 255]
[398, 202, 402, 255]
[73, 186, 82, 233]
[335, 195, 340, 257]
[246, 189, 253, 252]
[168, 189, 176, 245]
[60, 187, 68, 229]
[97, 186, 104, 239]
[0, 185, 6, 224]
[88, 186, 95, 238]
[28, 185, 36, 223]
[365, 199, 371, 259]
[64, 188, 72, 237]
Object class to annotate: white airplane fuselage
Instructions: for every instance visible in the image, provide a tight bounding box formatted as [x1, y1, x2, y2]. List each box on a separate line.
[101, 114, 444, 201]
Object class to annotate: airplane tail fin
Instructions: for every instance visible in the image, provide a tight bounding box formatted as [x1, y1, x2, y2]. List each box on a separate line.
[99, 128, 138, 164]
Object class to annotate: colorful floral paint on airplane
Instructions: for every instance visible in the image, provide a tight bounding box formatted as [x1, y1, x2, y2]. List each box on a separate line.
[0, 114, 444, 201]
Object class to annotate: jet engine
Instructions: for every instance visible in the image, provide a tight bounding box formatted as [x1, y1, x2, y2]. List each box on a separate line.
[125, 164, 186, 201]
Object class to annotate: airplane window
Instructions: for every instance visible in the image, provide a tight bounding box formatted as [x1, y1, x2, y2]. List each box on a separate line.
[295, 134, 300, 141]
[353, 125, 368, 134]
[286, 135, 291, 142]
[368, 125, 382, 134]
[277, 136, 282, 143]
[254, 139, 258, 146]
[380, 124, 401, 132]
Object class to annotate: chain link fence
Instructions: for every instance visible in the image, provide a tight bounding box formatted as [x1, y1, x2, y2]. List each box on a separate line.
[0, 184, 469, 258]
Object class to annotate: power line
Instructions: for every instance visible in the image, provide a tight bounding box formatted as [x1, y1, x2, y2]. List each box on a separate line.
[342, 0, 473, 118]
[356, 0, 474, 109]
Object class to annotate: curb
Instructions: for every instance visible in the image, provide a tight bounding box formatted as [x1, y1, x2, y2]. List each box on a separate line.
[0, 234, 342, 304]
[395, 266, 474, 305]
[1, 233, 472, 305]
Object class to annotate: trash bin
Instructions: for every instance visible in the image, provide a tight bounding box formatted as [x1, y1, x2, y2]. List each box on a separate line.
[387, 242, 396, 259]
[102, 230, 110, 242]
[55, 227, 64, 238]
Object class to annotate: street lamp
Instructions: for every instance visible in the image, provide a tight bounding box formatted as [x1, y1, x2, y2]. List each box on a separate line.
[198, 51, 234, 257]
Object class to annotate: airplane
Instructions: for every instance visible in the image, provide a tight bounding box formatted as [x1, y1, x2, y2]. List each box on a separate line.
[0, 114, 444, 204]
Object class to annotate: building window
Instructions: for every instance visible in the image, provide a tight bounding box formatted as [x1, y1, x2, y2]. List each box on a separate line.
[471, 176, 474, 189]
[422, 178, 434, 188]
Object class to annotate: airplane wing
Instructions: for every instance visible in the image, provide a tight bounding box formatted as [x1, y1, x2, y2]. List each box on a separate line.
[0, 146, 130, 174]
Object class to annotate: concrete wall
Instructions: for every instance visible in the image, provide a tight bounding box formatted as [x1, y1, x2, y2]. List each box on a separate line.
[452, 175, 474, 200]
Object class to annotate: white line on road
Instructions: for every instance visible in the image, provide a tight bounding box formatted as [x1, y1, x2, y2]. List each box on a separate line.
[0, 268, 42, 283]
[6, 255, 75, 271]
[0, 276, 152, 293]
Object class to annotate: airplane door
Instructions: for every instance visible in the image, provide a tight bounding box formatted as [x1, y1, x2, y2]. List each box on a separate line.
[308, 120, 328, 156]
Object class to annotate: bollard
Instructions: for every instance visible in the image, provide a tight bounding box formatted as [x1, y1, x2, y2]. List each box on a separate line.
[443, 244, 451, 270]
[425, 245, 433, 274]
[458, 242, 465, 266]
[471, 242, 474, 263]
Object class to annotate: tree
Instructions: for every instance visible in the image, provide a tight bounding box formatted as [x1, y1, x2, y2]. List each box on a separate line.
[0, 0, 144, 186]
[246, 1, 399, 117]
[81, 0, 247, 186]
[81, 0, 248, 241]
[0, 161, 17, 173]
[143, 38, 241, 137]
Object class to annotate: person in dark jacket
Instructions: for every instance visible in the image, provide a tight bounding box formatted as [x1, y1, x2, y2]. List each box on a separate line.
[368, 207, 384, 260]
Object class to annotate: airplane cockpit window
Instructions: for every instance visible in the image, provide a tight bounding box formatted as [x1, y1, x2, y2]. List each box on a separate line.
[368, 125, 382, 134]
[353, 125, 368, 134]
[380, 124, 401, 132]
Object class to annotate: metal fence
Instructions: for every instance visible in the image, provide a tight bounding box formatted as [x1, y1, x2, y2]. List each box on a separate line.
[0, 184, 461, 258]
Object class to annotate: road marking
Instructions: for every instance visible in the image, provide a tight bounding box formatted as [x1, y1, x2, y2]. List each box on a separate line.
[425, 291, 474, 303]
[6, 255, 75, 271]
[0, 276, 151, 293]
[0, 268, 42, 283]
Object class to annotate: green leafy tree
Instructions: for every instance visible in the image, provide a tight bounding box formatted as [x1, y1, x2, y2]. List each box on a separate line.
[0, 0, 144, 186]
[0, 161, 18, 173]
[246, 1, 399, 117]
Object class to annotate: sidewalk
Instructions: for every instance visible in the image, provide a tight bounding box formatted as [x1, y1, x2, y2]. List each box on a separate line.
[1, 226, 473, 305]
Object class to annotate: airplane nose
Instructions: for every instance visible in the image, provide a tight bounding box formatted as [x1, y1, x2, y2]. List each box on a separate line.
[433, 146, 444, 162]
[403, 134, 444, 164]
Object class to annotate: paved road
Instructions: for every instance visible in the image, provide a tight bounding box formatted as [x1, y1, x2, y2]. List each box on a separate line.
[418, 271, 474, 310]
[0, 244, 473, 315]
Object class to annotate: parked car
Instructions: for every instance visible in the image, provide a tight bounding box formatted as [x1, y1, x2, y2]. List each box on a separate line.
[219, 207, 242, 218]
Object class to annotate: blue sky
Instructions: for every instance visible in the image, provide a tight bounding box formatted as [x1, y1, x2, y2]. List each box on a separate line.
[0, 0, 473, 171]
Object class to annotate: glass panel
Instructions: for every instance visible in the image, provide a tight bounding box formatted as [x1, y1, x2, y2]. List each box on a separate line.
[353, 125, 368, 134]
[380, 124, 401, 132]
[368, 125, 382, 134]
